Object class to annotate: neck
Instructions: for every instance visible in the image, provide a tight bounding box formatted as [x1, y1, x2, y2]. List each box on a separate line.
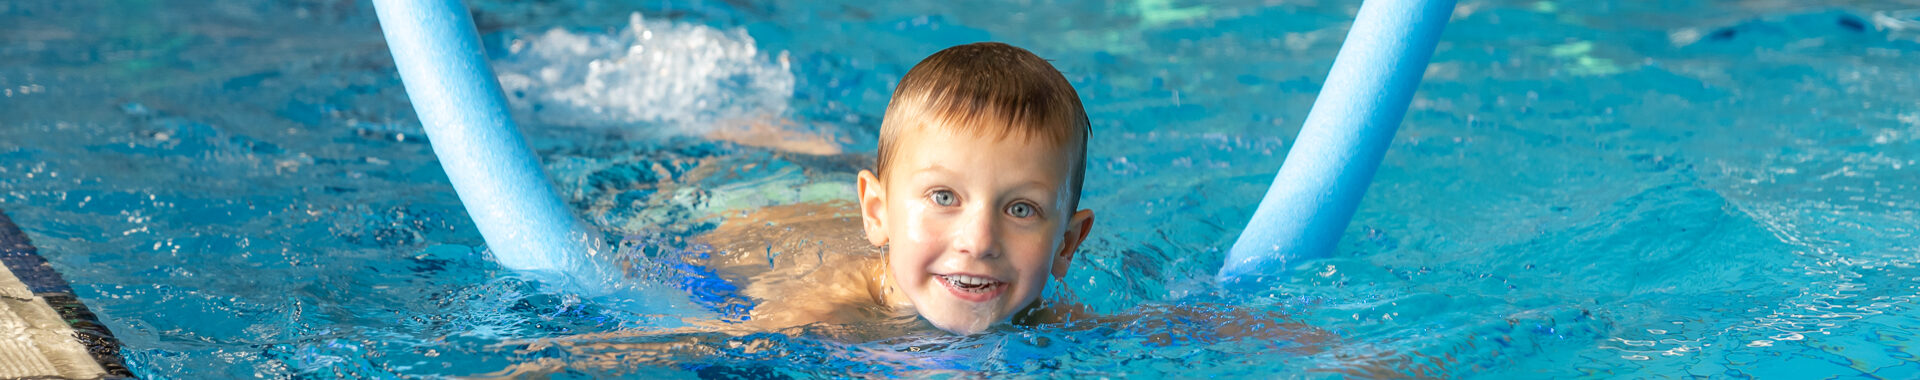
[868, 255, 911, 312]
[1008, 298, 1046, 325]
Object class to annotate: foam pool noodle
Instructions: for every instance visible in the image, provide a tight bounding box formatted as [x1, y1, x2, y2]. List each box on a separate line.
[1219, 0, 1456, 286]
[371, 0, 707, 319]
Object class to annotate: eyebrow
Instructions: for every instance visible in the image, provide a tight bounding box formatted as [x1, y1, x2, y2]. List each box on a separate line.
[908, 166, 1060, 202]
[1009, 180, 1058, 196]
[909, 165, 955, 177]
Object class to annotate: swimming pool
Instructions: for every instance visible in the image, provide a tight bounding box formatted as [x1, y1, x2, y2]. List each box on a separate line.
[4, 0, 1919, 377]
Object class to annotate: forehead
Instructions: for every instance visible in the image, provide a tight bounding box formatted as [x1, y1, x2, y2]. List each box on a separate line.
[883, 110, 1082, 161]
[888, 122, 1075, 179]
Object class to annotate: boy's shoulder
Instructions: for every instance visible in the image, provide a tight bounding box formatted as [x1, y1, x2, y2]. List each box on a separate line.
[694, 202, 897, 329]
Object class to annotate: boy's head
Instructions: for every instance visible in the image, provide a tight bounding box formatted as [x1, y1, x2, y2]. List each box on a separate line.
[856, 42, 1096, 334]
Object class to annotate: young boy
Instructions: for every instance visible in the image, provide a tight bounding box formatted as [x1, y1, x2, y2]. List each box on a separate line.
[852, 41, 1097, 335]
[699, 42, 1096, 335]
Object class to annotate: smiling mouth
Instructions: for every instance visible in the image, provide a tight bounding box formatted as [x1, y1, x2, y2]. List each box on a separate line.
[938, 274, 1006, 298]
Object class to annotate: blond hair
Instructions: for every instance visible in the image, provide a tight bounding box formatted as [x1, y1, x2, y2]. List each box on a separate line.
[874, 42, 1091, 207]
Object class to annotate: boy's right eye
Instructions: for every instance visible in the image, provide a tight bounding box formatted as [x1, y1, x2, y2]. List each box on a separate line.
[929, 190, 957, 206]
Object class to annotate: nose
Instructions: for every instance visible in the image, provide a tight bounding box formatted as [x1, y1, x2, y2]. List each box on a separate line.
[949, 206, 999, 258]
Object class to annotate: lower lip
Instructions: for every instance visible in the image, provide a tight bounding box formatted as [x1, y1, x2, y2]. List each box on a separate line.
[939, 275, 1006, 303]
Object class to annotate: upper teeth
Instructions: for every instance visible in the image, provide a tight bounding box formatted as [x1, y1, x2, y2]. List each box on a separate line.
[945, 274, 993, 286]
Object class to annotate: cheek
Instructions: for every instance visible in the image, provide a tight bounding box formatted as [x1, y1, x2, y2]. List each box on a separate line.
[892, 200, 935, 243]
[905, 220, 930, 246]
[1010, 230, 1061, 277]
[886, 202, 941, 273]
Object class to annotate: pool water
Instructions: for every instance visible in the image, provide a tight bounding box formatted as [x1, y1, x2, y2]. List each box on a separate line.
[4, 0, 1920, 377]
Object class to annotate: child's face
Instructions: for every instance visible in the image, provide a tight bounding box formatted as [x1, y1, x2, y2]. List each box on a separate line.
[858, 125, 1095, 335]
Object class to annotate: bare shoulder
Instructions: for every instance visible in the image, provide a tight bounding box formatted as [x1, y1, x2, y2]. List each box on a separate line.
[693, 202, 901, 330]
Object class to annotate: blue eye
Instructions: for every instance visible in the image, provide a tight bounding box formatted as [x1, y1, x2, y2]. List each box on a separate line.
[930, 190, 957, 206]
[1007, 202, 1037, 218]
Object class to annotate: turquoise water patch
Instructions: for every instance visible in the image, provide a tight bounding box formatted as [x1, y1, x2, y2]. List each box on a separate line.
[3, 0, 1919, 377]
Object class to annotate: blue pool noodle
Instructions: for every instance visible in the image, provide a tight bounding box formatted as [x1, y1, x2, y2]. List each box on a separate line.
[372, 0, 715, 315]
[1219, 0, 1455, 283]
[372, 0, 588, 276]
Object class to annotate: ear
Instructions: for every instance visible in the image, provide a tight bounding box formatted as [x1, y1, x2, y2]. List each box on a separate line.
[1052, 208, 1095, 278]
[857, 170, 890, 247]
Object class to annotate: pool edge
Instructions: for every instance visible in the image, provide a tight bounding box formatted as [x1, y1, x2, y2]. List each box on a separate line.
[0, 209, 134, 379]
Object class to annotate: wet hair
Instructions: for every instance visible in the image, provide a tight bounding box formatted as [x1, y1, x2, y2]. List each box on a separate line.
[875, 42, 1092, 209]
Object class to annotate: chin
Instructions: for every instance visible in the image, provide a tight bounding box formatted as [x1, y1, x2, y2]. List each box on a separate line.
[926, 315, 996, 335]
[921, 304, 1003, 335]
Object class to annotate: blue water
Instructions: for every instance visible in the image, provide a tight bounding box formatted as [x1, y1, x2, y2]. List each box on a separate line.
[4, 0, 1920, 377]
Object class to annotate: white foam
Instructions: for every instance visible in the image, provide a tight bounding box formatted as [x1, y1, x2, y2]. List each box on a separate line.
[495, 13, 794, 133]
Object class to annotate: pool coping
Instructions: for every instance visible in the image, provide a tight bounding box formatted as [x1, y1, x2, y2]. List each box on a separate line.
[0, 209, 134, 379]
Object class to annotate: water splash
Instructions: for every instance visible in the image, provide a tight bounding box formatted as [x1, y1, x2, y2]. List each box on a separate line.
[495, 12, 795, 133]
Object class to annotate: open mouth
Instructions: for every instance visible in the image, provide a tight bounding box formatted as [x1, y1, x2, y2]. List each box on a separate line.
[937, 274, 1006, 301]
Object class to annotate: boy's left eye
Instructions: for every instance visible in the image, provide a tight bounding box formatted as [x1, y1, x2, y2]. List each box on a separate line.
[1006, 202, 1038, 218]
